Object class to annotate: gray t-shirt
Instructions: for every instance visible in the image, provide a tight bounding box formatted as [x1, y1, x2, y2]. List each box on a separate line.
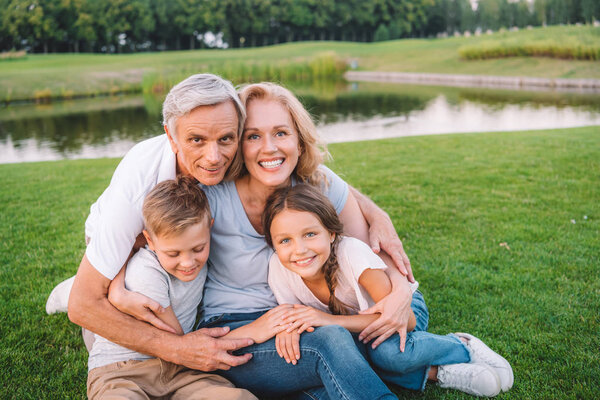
[88, 247, 207, 371]
[201, 165, 349, 319]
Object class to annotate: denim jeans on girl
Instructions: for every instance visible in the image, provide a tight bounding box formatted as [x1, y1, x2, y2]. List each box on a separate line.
[199, 311, 395, 400]
[367, 290, 471, 391]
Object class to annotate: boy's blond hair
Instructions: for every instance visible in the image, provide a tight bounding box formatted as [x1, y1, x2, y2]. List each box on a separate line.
[142, 176, 211, 238]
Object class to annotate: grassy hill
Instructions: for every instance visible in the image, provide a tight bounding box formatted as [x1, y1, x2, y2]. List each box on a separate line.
[0, 25, 598, 103]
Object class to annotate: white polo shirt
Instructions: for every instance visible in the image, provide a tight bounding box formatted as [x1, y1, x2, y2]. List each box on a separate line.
[84, 134, 176, 280]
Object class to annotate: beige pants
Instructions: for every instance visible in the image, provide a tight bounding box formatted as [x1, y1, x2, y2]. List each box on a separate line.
[87, 358, 257, 400]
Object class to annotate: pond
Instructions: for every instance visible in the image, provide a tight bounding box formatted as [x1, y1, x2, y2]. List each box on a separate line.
[1, 81, 600, 164]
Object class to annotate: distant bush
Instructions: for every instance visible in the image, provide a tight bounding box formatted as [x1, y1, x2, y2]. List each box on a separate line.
[459, 38, 600, 61]
[0, 50, 26, 61]
[142, 53, 347, 95]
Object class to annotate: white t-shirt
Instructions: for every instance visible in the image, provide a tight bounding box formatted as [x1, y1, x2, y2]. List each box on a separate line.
[268, 236, 418, 313]
[84, 135, 176, 280]
[88, 247, 207, 371]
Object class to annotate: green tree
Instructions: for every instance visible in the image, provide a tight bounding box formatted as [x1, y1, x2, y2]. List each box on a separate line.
[374, 23, 390, 41]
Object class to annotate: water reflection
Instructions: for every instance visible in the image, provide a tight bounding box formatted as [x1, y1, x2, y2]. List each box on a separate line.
[1, 82, 599, 163]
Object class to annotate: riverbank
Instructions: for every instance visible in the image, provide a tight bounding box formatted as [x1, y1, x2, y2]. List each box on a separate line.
[1, 25, 598, 104]
[1, 126, 598, 399]
[345, 71, 600, 92]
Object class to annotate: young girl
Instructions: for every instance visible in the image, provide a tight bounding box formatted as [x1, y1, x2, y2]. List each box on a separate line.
[264, 184, 514, 397]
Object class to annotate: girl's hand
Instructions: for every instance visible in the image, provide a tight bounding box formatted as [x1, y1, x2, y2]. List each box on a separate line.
[107, 267, 176, 334]
[282, 305, 333, 334]
[358, 287, 412, 350]
[242, 304, 293, 343]
[275, 330, 301, 365]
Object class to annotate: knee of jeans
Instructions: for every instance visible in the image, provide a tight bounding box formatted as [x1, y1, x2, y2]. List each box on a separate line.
[303, 325, 354, 352]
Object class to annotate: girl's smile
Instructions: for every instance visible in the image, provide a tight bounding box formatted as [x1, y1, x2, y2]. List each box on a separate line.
[270, 208, 335, 282]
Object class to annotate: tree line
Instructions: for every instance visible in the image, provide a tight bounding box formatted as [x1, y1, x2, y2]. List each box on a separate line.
[1, 0, 599, 54]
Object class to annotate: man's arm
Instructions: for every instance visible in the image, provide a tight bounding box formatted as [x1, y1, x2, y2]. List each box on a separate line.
[350, 186, 415, 282]
[68, 255, 254, 371]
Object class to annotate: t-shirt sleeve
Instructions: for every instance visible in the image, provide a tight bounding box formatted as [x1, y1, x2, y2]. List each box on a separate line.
[319, 165, 349, 214]
[124, 252, 171, 309]
[85, 192, 144, 280]
[268, 254, 302, 305]
[339, 237, 388, 283]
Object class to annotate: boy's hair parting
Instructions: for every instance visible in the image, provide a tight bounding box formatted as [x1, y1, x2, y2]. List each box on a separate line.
[263, 184, 352, 315]
[143, 176, 211, 238]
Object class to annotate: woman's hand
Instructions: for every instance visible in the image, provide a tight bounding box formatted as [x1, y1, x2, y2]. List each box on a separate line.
[107, 266, 176, 333]
[282, 305, 334, 334]
[275, 330, 301, 365]
[241, 304, 293, 343]
[358, 286, 412, 350]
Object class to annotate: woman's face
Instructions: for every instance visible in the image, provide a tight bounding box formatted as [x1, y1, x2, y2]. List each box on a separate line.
[242, 99, 301, 188]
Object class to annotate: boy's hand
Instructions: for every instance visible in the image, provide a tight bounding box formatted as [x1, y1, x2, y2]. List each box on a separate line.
[108, 267, 176, 334]
[275, 330, 301, 365]
[282, 305, 332, 334]
[244, 304, 293, 343]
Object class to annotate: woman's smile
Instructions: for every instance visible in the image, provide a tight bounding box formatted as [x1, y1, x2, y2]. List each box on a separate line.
[242, 99, 300, 188]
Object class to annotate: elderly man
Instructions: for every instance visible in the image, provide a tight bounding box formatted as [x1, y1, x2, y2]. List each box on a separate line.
[53, 73, 413, 397]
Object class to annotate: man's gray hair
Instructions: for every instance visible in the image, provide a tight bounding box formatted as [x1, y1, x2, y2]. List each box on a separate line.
[162, 73, 245, 142]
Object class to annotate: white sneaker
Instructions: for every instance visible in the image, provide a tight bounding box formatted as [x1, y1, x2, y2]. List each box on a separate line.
[45, 276, 75, 314]
[437, 363, 501, 397]
[456, 332, 514, 392]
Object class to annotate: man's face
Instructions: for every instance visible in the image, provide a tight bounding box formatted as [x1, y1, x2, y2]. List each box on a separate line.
[166, 101, 239, 186]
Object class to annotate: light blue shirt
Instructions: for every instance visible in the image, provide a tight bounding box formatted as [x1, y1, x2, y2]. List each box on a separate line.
[201, 165, 349, 319]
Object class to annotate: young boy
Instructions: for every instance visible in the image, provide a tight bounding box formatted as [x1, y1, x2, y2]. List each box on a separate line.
[86, 176, 257, 400]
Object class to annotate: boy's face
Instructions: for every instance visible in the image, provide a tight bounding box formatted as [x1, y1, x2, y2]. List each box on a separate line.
[144, 220, 211, 282]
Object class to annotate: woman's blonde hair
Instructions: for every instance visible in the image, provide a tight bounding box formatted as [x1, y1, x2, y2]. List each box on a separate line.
[234, 82, 329, 185]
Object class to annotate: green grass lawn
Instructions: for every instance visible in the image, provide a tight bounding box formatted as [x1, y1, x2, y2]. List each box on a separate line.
[1, 126, 599, 399]
[1, 25, 598, 103]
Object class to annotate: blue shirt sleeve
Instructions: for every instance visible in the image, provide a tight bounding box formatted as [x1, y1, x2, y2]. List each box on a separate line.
[319, 165, 349, 214]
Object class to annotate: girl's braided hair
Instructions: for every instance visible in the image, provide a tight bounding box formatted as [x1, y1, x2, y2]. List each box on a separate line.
[263, 183, 352, 315]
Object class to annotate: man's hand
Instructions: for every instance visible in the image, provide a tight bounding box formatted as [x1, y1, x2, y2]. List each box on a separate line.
[349, 186, 415, 282]
[358, 286, 413, 351]
[368, 216, 414, 283]
[174, 327, 254, 371]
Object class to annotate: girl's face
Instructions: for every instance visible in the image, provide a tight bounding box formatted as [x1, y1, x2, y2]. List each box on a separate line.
[242, 99, 301, 188]
[270, 208, 335, 282]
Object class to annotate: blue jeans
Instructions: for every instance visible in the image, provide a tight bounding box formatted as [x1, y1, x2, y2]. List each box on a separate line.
[199, 312, 395, 400]
[367, 291, 471, 391]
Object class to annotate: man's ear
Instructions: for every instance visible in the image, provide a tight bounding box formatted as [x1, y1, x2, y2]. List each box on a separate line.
[164, 125, 178, 154]
[210, 218, 215, 228]
[143, 230, 155, 251]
